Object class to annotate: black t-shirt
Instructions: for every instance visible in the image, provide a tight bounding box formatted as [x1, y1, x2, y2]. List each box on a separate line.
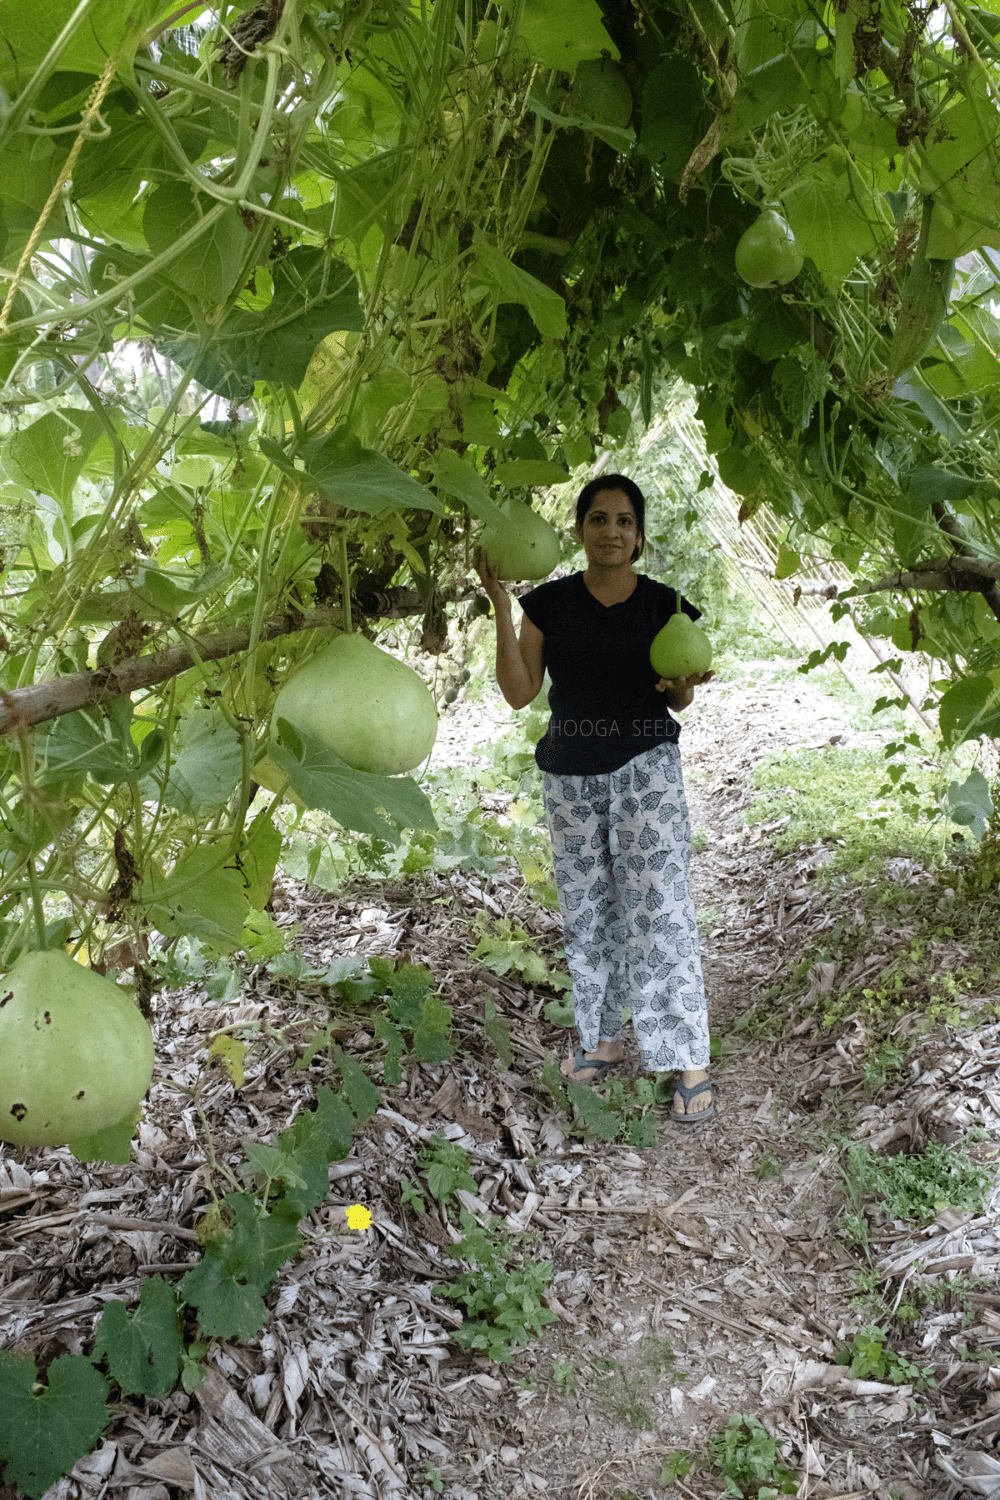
[518, 571, 702, 776]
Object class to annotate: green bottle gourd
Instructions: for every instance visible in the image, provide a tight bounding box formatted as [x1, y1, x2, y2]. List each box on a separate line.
[0, 950, 154, 1147]
[649, 603, 713, 679]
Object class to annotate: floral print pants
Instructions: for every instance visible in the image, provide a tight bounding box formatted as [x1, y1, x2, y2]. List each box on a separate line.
[542, 741, 709, 1074]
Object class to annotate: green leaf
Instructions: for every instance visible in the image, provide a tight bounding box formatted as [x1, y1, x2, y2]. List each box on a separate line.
[277, 1086, 355, 1215]
[433, 447, 508, 527]
[471, 237, 568, 339]
[332, 1046, 381, 1122]
[944, 768, 994, 840]
[92, 1277, 184, 1397]
[242, 1140, 309, 1194]
[159, 250, 364, 397]
[259, 425, 447, 516]
[412, 994, 455, 1062]
[716, 446, 766, 496]
[722, 52, 819, 146]
[493, 459, 570, 486]
[781, 146, 892, 283]
[905, 464, 987, 508]
[483, 997, 513, 1069]
[68, 1103, 142, 1165]
[178, 1194, 302, 1340]
[271, 722, 437, 844]
[517, 0, 620, 71]
[141, 847, 250, 954]
[143, 183, 247, 306]
[0, 2, 171, 93]
[567, 1077, 619, 1139]
[72, 108, 162, 201]
[938, 674, 1000, 747]
[373, 1013, 405, 1086]
[0, 133, 69, 263]
[0, 1352, 109, 1500]
[37, 706, 164, 786]
[3, 410, 105, 503]
[156, 709, 244, 815]
[386, 961, 434, 1027]
[243, 811, 282, 912]
[774, 542, 800, 579]
[251, 249, 365, 385]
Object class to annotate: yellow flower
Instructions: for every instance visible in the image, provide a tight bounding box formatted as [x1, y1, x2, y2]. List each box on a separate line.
[345, 1203, 372, 1231]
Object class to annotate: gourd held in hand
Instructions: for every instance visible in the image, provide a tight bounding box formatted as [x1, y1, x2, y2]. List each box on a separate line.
[650, 606, 713, 680]
[480, 499, 560, 581]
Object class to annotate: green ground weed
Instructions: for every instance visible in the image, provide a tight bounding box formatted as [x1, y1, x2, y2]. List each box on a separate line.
[843, 1140, 993, 1225]
[746, 745, 946, 880]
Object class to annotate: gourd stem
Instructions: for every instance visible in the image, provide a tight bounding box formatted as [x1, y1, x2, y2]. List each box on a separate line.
[25, 859, 47, 951]
[340, 534, 353, 634]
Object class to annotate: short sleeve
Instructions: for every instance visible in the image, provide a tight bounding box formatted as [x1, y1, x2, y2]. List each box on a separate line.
[518, 582, 550, 632]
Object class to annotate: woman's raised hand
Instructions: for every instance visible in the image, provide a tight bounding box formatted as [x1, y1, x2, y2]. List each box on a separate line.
[473, 544, 510, 610]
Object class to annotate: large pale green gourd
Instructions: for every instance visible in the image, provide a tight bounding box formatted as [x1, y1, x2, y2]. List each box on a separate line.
[481, 499, 561, 580]
[650, 606, 713, 679]
[0, 950, 154, 1147]
[272, 632, 438, 775]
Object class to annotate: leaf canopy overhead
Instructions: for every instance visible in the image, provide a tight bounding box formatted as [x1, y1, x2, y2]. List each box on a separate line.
[0, 0, 999, 963]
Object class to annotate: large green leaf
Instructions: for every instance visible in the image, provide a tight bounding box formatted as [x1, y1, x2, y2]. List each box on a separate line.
[259, 426, 447, 515]
[639, 55, 710, 178]
[154, 709, 244, 815]
[938, 673, 1000, 747]
[141, 847, 250, 953]
[517, 0, 620, 71]
[178, 1193, 302, 1340]
[158, 249, 364, 397]
[781, 147, 893, 283]
[270, 722, 437, 844]
[36, 706, 166, 786]
[92, 1277, 184, 1397]
[470, 237, 568, 339]
[3, 409, 105, 502]
[0, 1, 175, 93]
[143, 183, 247, 306]
[0, 1353, 108, 1500]
[0, 132, 69, 263]
[433, 448, 508, 526]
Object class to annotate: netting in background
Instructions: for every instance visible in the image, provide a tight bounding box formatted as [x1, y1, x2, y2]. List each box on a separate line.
[632, 398, 937, 735]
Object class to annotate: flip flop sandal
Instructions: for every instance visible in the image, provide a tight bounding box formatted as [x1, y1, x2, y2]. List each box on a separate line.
[566, 1044, 619, 1085]
[671, 1076, 715, 1124]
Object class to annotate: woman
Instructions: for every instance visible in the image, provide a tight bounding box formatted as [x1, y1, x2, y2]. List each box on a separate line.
[474, 475, 716, 1123]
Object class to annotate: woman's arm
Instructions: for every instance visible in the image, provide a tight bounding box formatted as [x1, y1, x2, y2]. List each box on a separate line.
[474, 546, 545, 710]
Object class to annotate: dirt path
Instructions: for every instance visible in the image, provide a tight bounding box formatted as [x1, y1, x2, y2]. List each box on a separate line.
[3, 663, 998, 1500]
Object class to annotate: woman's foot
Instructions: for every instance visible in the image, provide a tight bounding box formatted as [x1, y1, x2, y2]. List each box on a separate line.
[673, 1068, 713, 1120]
[561, 1039, 624, 1083]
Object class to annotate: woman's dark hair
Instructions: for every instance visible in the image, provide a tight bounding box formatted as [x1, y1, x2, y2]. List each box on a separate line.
[574, 474, 646, 562]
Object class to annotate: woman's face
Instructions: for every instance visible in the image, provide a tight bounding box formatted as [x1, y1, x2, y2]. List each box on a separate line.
[577, 489, 641, 563]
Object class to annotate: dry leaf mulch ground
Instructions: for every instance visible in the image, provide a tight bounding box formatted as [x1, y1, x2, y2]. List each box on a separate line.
[3, 666, 1000, 1500]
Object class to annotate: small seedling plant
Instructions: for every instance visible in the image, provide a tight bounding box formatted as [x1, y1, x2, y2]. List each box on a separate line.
[835, 1324, 936, 1391]
[708, 1414, 798, 1499]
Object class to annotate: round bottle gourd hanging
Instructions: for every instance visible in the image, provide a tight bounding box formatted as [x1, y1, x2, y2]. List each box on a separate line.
[481, 499, 560, 581]
[0, 949, 155, 1147]
[271, 632, 438, 776]
[649, 603, 713, 680]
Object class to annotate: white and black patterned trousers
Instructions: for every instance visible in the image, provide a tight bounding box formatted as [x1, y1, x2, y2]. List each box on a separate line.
[542, 740, 709, 1074]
